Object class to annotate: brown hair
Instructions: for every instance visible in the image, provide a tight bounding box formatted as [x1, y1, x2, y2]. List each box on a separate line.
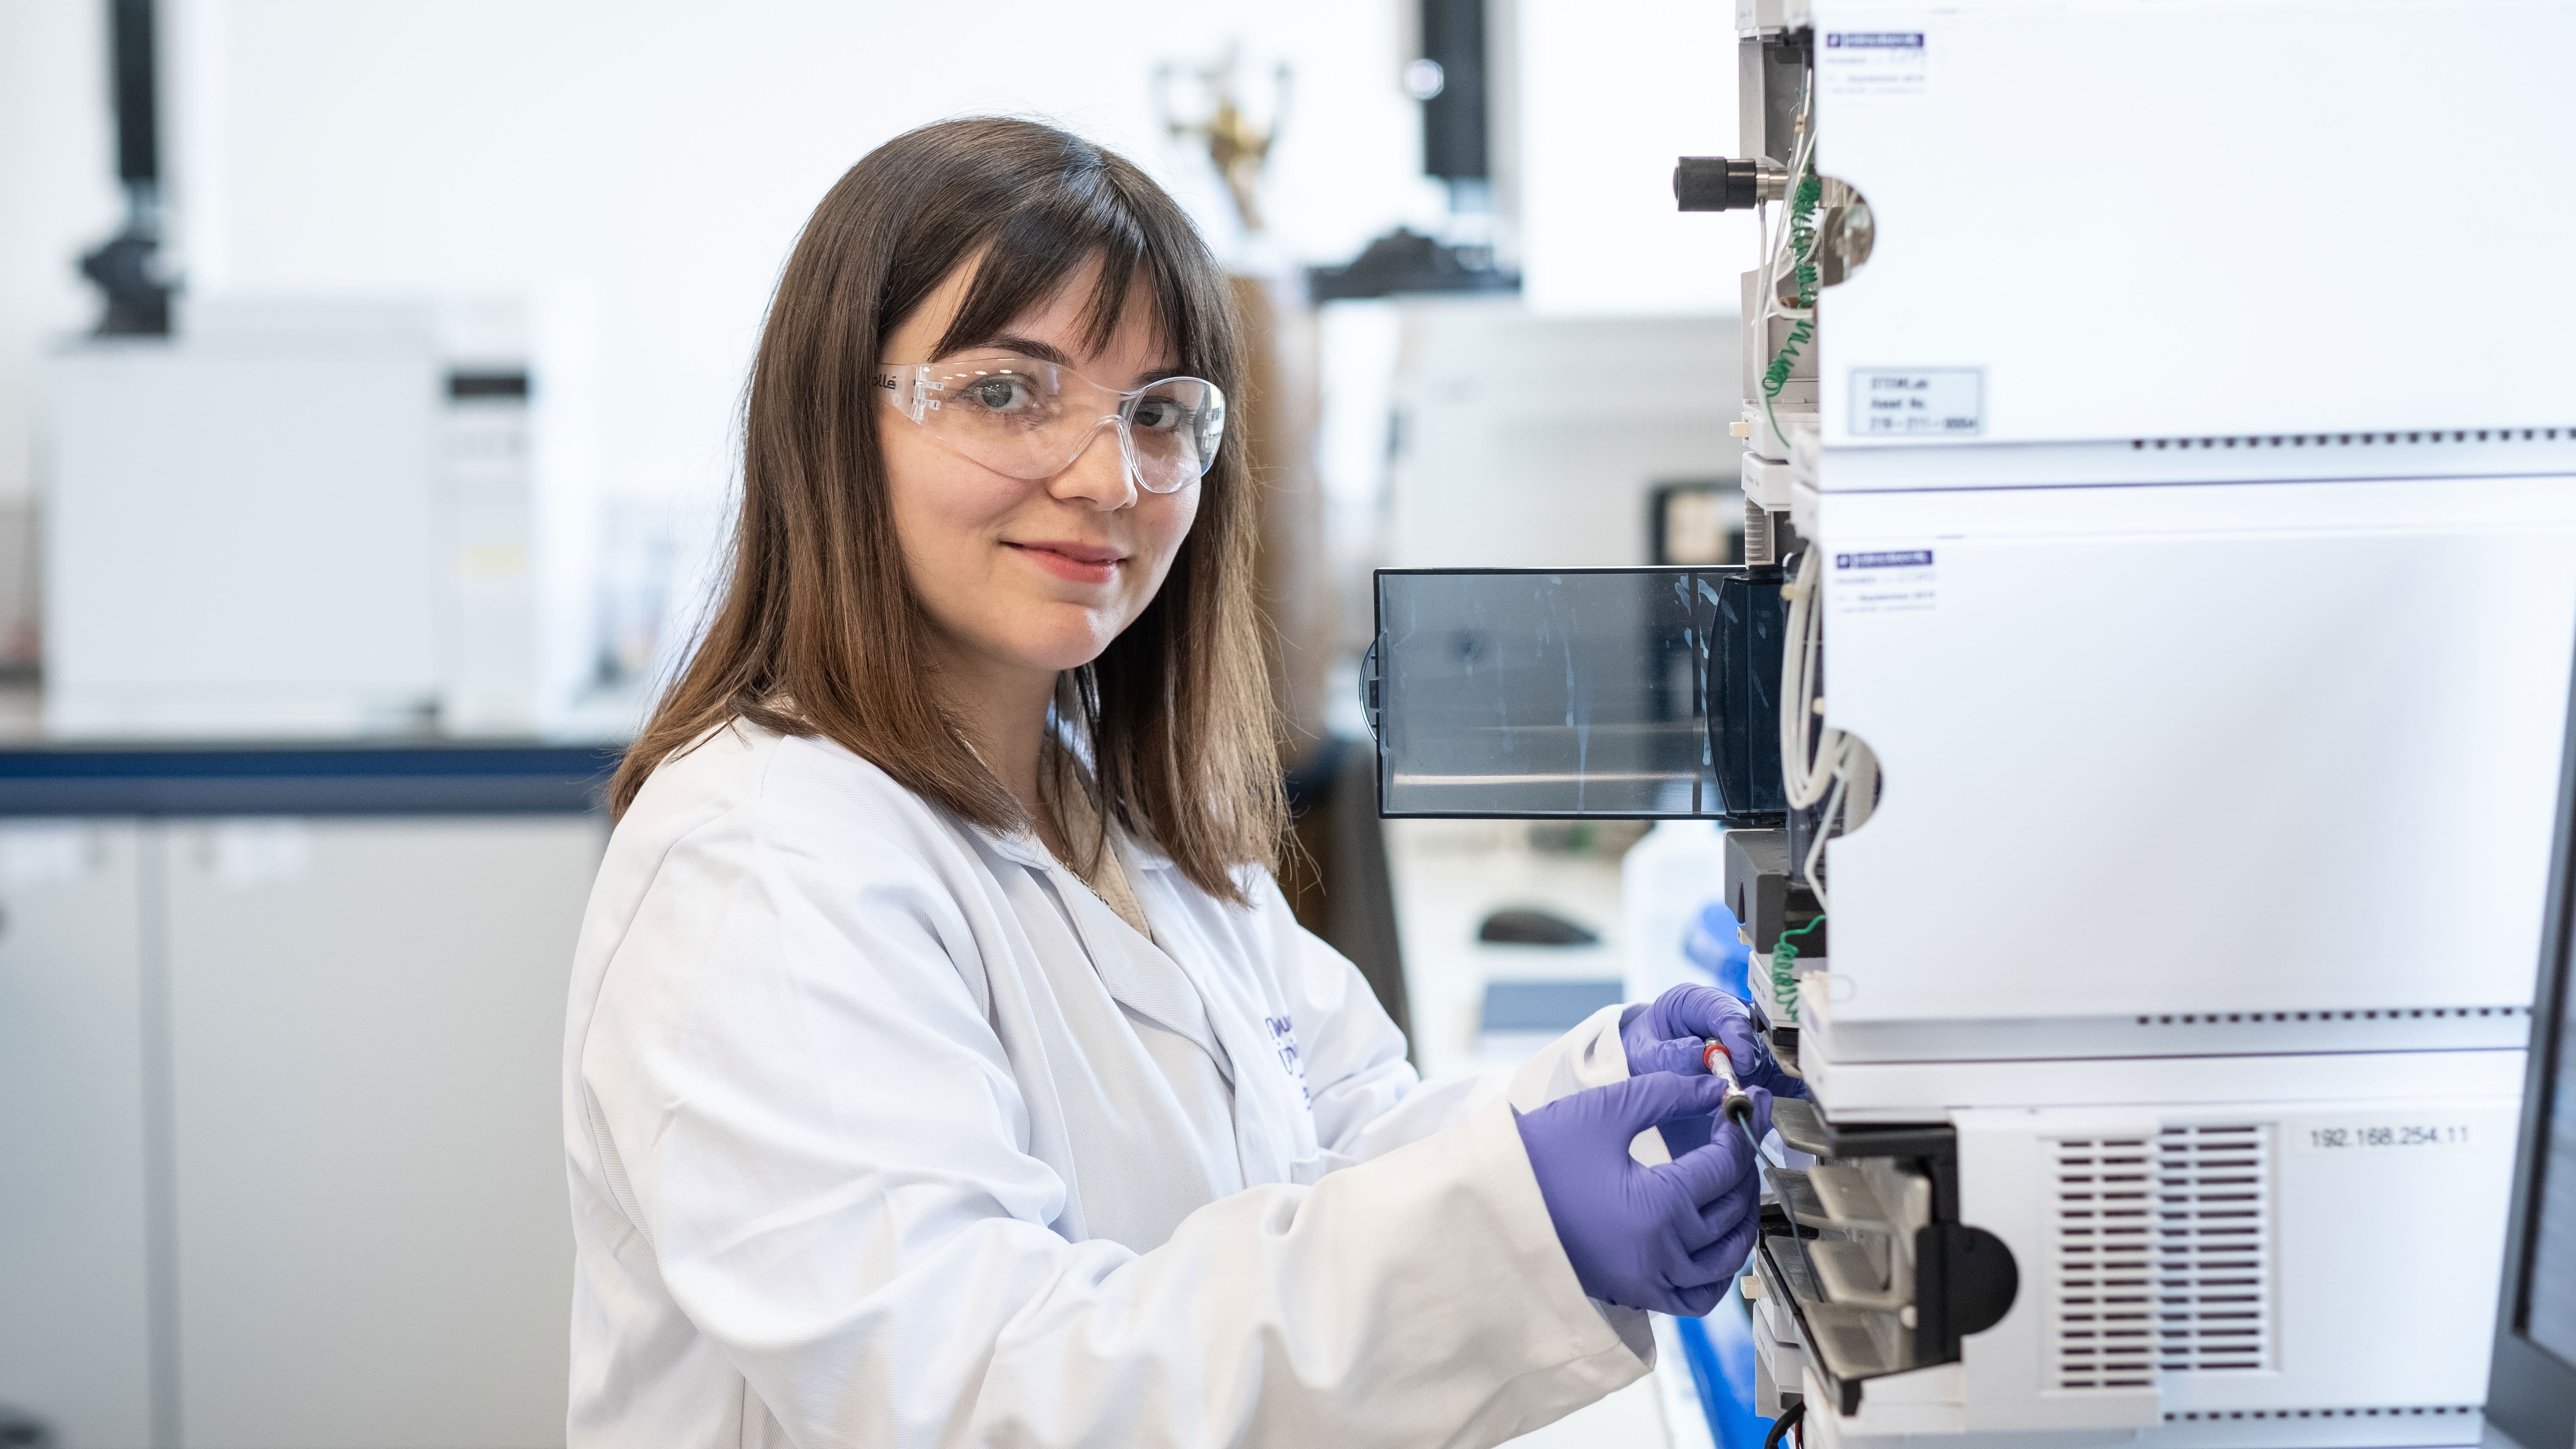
[610, 117, 1282, 902]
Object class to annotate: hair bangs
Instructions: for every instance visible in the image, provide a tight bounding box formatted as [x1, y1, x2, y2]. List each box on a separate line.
[934, 171, 1200, 373]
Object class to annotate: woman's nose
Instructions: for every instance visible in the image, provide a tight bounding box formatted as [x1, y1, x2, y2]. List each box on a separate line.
[1046, 417, 1138, 510]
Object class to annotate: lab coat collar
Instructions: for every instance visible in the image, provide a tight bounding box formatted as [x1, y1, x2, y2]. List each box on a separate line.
[1121, 834, 1178, 874]
[1055, 871, 1235, 1088]
[972, 814, 1175, 877]
[973, 814, 1237, 1091]
[979, 828, 1054, 872]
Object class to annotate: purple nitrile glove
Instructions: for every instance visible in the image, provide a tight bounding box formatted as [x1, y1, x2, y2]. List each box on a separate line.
[1622, 984, 1808, 1100]
[1622, 983, 1807, 1156]
[1613, 1032, 1731, 1157]
[1514, 1072, 1770, 1315]
[1622, 1034, 1720, 1078]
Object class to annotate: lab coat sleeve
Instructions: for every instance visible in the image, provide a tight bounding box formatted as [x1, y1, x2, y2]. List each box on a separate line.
[1257, 875, 1637, 1167]
[577, 784, 1649, 1449]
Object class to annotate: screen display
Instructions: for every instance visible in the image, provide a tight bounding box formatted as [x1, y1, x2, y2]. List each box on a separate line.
[2526, 941, 2576, 1368]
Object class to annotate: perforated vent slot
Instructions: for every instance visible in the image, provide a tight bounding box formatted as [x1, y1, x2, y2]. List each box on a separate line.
[2050, 1138, 2156, 1389]
[2127, 427, 2567, 451]
[2156, 1125, 2271, 1372]
[2166, 1406, 2478, 1422]
[2132, 1005, 2527, 1026]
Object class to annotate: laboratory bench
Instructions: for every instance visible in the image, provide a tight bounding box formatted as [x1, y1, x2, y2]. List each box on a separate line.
[0, 737, 615, 1449]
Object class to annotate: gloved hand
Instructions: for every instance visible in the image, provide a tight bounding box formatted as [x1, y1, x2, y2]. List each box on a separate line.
[1621, 983, 1808, 1100]
[1621, 982, 1807, 1156]
[1620, 1034, 1722, 1077]
[1514, 1072, 1770, 1315]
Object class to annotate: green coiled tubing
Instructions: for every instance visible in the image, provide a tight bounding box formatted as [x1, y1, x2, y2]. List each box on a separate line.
[1757, 162, 1825, 445]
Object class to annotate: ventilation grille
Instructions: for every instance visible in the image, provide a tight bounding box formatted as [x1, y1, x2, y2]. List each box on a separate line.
[2127, 427, 2567, 451]
[2165, 1406, 2478, 1422]
[2132, 1005, 2528, 1026]
[2154, 1125, 2271, 1372]
[2050, 1137, 2156, 1388]
[2051, 1126, 2274, 1390]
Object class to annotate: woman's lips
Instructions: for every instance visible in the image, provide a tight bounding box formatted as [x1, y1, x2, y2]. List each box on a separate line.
[1005, 541, 1123, 585]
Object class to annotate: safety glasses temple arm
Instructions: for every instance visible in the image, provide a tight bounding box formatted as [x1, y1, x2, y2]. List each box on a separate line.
[874, 365, 941, 421]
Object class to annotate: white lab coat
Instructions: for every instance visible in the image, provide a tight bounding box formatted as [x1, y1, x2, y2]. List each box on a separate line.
[562, 720, 1655, 1448]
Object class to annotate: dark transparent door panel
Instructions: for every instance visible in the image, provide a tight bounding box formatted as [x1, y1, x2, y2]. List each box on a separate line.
[1370, 568, 1728, 817]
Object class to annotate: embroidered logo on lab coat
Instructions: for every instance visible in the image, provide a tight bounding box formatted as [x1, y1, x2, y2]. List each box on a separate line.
[1264, 1015, 1309, 1103]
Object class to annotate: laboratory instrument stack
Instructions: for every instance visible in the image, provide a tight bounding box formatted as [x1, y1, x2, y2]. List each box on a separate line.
[1368, 1, 2576, 1444]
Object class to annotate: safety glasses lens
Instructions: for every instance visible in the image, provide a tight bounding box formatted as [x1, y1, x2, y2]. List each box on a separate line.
[896, 356, 1224, 493]
[1125, 380, 1224, 492]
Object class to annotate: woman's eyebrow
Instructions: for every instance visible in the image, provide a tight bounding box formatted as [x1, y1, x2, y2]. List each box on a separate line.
[938, 333, 1184, 387]
[938, 333, 1073, 368]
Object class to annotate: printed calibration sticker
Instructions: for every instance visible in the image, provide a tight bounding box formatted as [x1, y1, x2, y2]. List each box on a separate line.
[1820, 30, 1929, 98]
[1851, 367, 1984, 437]
[1832, 548, 1937, 616]
[2290, 1118, 2477, 1154]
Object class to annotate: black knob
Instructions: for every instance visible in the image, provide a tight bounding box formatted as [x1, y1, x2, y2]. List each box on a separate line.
[1674, 156, 1764, 213]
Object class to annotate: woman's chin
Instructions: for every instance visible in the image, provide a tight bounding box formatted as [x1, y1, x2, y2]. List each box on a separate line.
[996, 615, 1123, 675]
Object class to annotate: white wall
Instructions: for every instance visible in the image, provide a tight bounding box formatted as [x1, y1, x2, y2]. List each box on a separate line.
[1516, 0, 1758, 316]
[164, 0, 1456, 505]
[0, 1, 123, 504]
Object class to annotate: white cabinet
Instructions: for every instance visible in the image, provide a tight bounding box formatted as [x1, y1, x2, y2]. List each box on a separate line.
[0, 823, 156, 1447]
[0, 812, 602, 1449]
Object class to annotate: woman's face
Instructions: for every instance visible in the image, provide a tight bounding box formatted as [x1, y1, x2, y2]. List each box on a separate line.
[879, 256, 1200, 694]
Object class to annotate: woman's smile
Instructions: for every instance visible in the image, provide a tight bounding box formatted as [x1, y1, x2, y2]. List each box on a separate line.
[1004, 537, 1127, 586]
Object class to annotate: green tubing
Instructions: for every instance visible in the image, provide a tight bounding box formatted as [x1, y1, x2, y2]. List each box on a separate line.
[1757, 161, 1826, 447]
[1769, 913, 1827, 1024]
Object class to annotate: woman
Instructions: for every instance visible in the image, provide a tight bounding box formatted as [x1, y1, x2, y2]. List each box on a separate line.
[564, 117, 1799, 1448]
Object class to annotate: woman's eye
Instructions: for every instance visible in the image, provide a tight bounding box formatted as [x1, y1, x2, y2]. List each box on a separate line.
[1133, 396, 1185, 431]
[963, 376, 1037, 412]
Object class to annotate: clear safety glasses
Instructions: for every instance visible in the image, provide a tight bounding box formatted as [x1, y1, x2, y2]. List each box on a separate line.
[875, 352, 1226, 495]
